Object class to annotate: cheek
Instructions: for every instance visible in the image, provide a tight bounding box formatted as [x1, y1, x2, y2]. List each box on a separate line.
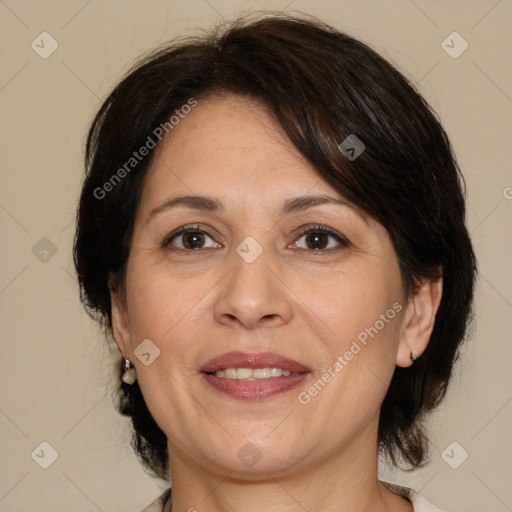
[125, 260, 209, 343]
[312, 263, 403, 345]
[121, 267, 192, 405]
[311, 261, 405, 398]
[123, 266, 209, 428]
[307, 300, 404, 435]
[123, 261, 220, 393]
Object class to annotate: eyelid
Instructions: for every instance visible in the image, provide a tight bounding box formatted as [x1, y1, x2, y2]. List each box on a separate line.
[161, 223, 221, 249]
[290, 224, 350, 250]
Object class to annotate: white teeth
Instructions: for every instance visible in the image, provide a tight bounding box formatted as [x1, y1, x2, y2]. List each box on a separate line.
[253, 368, 271, 379]
[213, 367, 299, 379]
[236, 368, 253, 380]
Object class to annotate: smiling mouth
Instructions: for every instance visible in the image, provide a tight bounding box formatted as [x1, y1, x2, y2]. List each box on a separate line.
[200, 351, 310, 400]
[205, 367, 300, 379]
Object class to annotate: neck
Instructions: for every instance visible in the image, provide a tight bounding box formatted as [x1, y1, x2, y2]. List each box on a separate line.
[166, 424, 412, 512]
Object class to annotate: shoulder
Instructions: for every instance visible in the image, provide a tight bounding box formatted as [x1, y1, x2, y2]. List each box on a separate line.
[139, 488, 171, 512]
[381, 481, 447, 512]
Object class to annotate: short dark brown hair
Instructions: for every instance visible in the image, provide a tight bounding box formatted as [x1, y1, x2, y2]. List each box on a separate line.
[74, 13, 477, 479]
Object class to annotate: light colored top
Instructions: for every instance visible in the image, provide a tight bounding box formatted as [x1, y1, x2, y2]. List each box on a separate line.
[139, 482, 446, 511]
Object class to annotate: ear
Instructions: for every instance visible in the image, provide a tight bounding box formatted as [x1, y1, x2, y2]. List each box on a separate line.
[109, 272, 132, 356]
[396, 274, 443, 367]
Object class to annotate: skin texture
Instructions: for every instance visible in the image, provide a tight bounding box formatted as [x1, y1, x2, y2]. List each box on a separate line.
[111, 95, 442, 512]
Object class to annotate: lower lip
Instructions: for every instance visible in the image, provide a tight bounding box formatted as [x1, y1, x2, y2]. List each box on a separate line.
[202, 373, 309, 400]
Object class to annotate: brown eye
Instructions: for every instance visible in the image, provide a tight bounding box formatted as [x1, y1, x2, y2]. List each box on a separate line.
[181, 231, 206, 249]
[164, 226, 221, 251]
[304, 232, 329, 250]
[291, 225, 349, 251]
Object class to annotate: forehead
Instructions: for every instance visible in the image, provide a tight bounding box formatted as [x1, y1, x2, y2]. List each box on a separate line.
[140, 95, 337, 207]
[131, 94, 389, 252]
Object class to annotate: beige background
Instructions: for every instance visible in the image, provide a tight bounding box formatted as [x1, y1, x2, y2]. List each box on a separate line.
[1, 0, 511, 510]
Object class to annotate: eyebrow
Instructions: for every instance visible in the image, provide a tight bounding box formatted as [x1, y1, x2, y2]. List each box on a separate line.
[148, 194, 351, 219]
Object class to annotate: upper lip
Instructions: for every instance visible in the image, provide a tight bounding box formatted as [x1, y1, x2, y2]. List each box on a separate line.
[200, 351, 311, 373]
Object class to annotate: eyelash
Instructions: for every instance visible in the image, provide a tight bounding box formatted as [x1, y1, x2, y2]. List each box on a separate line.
[161, 223, 350, 253]
[292, 224, 350, 251]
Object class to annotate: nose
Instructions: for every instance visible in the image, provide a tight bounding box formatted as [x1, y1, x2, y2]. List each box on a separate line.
[213, 245, 293, 330]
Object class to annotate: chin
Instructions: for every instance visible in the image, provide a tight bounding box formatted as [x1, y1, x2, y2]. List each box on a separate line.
[203, 431, 307, 478]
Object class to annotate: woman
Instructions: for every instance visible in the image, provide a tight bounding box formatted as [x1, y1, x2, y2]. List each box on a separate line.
[74, 14, 476, 512]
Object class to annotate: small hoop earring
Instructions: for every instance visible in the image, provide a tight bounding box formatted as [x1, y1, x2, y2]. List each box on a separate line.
[122, 354, 137, 385]
[410, 350, 418, 363]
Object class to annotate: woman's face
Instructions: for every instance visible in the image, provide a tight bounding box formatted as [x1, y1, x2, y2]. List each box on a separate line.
[112, 95, 412, 477]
